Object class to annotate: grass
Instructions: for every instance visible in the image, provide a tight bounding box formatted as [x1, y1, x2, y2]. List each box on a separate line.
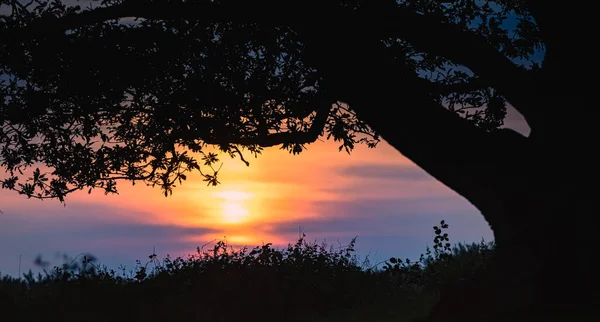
[0, 221, 495, 322]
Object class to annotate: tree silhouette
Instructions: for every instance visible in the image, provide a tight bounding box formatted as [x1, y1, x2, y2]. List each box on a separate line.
[0, 0, 595, 321]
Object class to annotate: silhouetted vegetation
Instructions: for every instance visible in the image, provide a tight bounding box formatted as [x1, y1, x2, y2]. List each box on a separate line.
[0, 221, 494, 322]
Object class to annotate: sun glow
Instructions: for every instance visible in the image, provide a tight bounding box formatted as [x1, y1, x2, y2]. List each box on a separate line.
[221, 202, 249, 223]
[216, 190, 254, 224]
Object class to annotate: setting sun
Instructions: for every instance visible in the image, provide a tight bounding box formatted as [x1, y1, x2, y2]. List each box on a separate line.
[216, 190, 254, 224]
[221, 202, 249, 223]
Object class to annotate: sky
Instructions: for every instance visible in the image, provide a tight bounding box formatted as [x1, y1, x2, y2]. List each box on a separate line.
[0, 0, 536, 278]
[0, 106, 530, 278]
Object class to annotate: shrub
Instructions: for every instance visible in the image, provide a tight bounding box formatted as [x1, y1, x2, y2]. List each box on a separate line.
[0, 221, 494, 322]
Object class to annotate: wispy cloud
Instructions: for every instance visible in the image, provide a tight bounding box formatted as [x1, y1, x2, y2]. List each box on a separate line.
[0, 205, 219, 277]
[337, 164, 433, 182]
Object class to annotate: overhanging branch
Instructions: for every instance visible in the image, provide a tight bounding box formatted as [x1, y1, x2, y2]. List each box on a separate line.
[343, 63, 532, 233]
[202, 102, 331, 148]
[308, 28, 532, 224]
[4, 1, 537, 153]
[430, 78, 489, 96]
[368, 7, 539, 128]
[4, 0, 308, 35]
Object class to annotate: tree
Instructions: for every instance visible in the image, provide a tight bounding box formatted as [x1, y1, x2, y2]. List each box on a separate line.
[0, 0, 596, 320]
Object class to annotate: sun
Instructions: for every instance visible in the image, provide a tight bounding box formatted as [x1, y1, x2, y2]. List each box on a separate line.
[215, 190, 254, 224]
[221, 202, 249, 224]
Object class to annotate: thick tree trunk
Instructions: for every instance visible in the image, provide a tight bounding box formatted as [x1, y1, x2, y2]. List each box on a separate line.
[424, 104, 600, 321]
[304, 10, 597, 320]
[427, 200, 598, 321]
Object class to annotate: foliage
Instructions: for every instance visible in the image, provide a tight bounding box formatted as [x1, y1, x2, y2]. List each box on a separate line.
[0, 221, 495, 322]
[0, 0, 543, 201]
[383, 220, 495, 293]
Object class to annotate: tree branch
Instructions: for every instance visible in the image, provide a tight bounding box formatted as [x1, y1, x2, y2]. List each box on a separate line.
[429, 78, 489, 97]
[367, 6, 539, 128]
[348, 78, 528, 210]
[523, 0, 559, 44]
[202, 102, 331, 148]
[4, 0, 299, 34]
[3, 1, 535, 161]
[308, 28, 533, 229]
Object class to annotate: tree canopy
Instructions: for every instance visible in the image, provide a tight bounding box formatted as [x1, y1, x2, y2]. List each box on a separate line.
[0, 0, 544, 202]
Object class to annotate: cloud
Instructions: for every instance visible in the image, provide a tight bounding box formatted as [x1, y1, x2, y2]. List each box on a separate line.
[260, 197, 493, 268]
[337, 164, 434, 182]
[324, 162, 456, 201]
[265, 197, 491, 240]
[0, 206, 218, 277]
[0, 214, 217, 250]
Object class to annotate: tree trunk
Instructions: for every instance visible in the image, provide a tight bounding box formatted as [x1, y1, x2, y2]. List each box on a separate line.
[304, 13, 598, 320]
[427, 202, 598, 321]
[424, 102, 600, 321]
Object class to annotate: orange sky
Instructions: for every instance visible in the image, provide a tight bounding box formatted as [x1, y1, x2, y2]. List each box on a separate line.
[2, 138, 428, 242]
[0, 106, 528, 277]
